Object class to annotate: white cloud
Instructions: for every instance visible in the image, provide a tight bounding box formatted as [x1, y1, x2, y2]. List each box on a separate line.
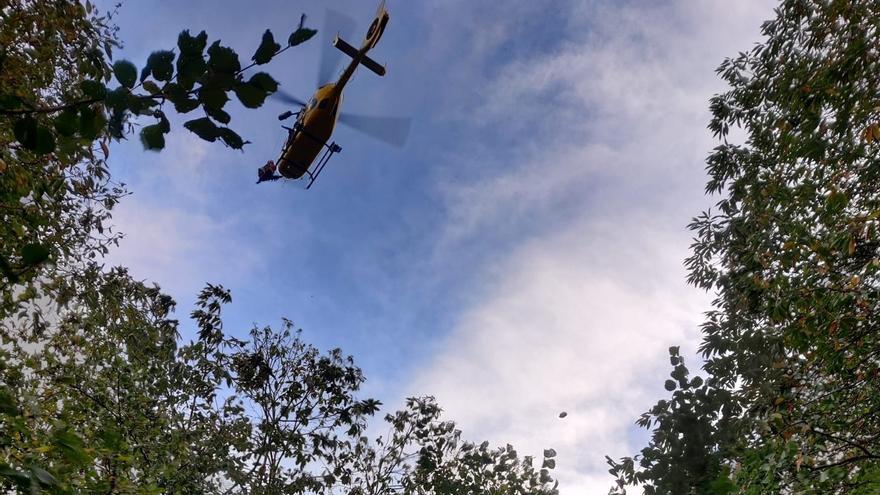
[107, 195, 263, 300]
[412, 216, 708, 492]
[105, 131, 264, 302]
[409, 1, 776, 493]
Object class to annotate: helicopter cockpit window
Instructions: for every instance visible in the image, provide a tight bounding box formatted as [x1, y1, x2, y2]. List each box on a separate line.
[318, 99, 330, 109]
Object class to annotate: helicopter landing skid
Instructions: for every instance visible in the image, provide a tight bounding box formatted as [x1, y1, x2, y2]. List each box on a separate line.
[279, 123, 342, 190]
[305, 140, 342, 190]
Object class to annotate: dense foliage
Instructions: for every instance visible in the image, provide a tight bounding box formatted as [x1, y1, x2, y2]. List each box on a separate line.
[609, 1, 880, 493]
[1, 1, 558, 494]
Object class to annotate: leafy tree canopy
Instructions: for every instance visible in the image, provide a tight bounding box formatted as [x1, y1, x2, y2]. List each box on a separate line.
[609, 1, 880, 493]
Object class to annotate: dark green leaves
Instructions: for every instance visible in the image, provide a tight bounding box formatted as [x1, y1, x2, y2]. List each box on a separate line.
[207, 40, 240, 74]
[184, 117, 218, 142]
[29, 466, 57, 486]
[233, 82, 266, 108]
[288, 27, 317, 47]
[144, 50, 175, 81]
[112, 60, 138, 88]
[20, 243, 49, 266]
[205, 106, 231, 124]
[252, 29, 281, 64]
[78, 106, 104, 140]
[13, 117, 54, 154]
[233, 72, 278, 109]
[198, 86, 228, 111]
[249, 72, 278, 93]
[178, 29, 208, 55]
[80, 79, 106, 99]
[177, 30, 208, 89]
[183, 117, 246, 149]
[140, 124, 166, 150]
[216, 127, 246, 148]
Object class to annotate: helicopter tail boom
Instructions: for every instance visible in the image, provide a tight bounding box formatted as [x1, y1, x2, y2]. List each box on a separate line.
[333, 36, 386, 77]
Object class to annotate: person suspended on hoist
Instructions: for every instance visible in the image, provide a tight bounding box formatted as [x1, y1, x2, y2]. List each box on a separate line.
[256, 160, 282, 184]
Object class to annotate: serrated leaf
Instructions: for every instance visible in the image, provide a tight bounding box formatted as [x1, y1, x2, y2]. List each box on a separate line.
[145, 50, 175, 81]
[252, 29, 281, 65]
[112, 60, 138, 88]
[207, 41, 241, 74]
[178, 29, 208, 55]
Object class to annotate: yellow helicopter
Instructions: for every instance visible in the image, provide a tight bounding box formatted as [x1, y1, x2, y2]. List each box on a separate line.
[262, 1, 410, 189]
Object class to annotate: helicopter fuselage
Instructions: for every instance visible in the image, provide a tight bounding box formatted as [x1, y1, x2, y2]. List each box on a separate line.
[277, 84, 342, 179]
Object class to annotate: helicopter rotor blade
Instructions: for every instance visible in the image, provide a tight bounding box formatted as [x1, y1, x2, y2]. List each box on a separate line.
[272, 88, 307, 107]
[337, 113, 411, 147]
[318, 9, 357, 85]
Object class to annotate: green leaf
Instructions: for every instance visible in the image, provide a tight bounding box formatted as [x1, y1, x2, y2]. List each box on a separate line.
[145, 50, 175, 81]
[664, 380, 676, 391]
[177, 31, 209, 89]
[54, 109, 79, 136]
[0, 388, 19, 416]
[0, 464, 29, 485]
[21, 243, 50, 265]
[0, 94, 22, 110]
[80, 79, 107, 99]
[216, 127, 248, 149]
[207, 41, 241, 74]
[178, 29, 208, 55]
[142, 80, 162, 95]
[53, 429, 89, 464]
[542, 458, 556, 469]
[107, 109, 124, 139]
[184, 117, 219, 142]
[156, 110, 171, 132]
[112, 60, 138, 88]
[14, 118, 55, 154]
[105, 87, 129, 112]
[78, 106, 104, 140]
[30, 466, 56, 486]
[199, 86, 229, 111]
[288, 27, 317, 47]
[253, 29, 281, 65]
[177, 56, 207, 90]
[205, 105, 231, 124]
[248, 72, 279, 93]
[233, 81, 267, 108]
[140, 124, 166, 150]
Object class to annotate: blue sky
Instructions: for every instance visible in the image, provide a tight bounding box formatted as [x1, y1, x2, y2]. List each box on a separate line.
[100, 1, 776, 492]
